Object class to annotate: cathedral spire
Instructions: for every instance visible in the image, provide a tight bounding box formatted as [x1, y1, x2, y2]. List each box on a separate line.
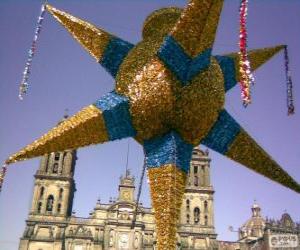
[64, 108, 69, 119]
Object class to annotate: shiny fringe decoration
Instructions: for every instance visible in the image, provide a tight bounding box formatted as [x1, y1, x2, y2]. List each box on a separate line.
[239, 0, 254, 107]
[284, 45, 295, 115]
[19, 4, 46, 100]
[0, 165, 7, 193]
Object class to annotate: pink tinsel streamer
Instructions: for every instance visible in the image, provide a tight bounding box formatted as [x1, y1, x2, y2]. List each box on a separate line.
[239, 0, 254, 106]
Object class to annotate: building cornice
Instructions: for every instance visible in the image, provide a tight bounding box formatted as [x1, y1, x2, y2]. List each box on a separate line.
[185, 188, 215, 194]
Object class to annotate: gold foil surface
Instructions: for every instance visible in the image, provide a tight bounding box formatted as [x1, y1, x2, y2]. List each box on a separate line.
[116, 38, 164, 94]
[175, 58, 225, 145]
[116, 38, 181, 142]
[148, 165, 187, 250]
[171, 0, 224, 57]
[225, 46, 284, 82]
[193, 0, 223, 56]
[6, 105, 108, 164]
[46, 4, 111, 61]
[142, 8, 181, 40]
[226, 130, 300, 193]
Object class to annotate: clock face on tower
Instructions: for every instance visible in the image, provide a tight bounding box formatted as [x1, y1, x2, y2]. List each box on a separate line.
[122, 190, 130, 200]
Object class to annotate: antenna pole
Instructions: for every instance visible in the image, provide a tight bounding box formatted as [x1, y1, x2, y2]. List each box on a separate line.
[125, 140, 130, 176]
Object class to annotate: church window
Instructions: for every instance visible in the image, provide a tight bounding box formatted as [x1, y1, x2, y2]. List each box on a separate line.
[186, 214, 190, 224]
[204, 215, 208, 226]
[39, 187, 45, 199]
[194, 176, 199, 186]
[204, 200, 208, 212]
[186, 199, 190, 210]
[53, 163, 58, 174]
[57, 203, 62, 213]
[54, 153, 60, 161]
[59, 188, 64, 200]
[37, 202, 42, 213]
[194, 166, 198, 174]
[46, 195, 54, 212]
[194, 207, 200, 224]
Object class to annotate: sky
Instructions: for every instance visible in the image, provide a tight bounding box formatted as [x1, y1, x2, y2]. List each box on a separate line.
[0, 0, 300, 249]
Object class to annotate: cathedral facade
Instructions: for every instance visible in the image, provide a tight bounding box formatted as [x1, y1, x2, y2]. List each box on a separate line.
[18, 145, 300, 250]
[19, 147, 218, 250]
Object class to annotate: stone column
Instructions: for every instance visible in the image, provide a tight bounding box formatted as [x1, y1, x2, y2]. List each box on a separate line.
[63, 151, 73, 175]
[39, 155, 49, 173]
[58, 152, 64, 175]
[30, 184, 40, 214]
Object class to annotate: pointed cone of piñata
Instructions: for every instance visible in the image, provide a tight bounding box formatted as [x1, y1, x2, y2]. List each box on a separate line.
[148, 165, 187, 249]
[45, 4, 112, 61]
[5, 105, 109, 165]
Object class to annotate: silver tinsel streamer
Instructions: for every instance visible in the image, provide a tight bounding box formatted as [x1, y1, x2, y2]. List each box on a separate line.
[284, 45, 295, 115]
[0, 165, 7, 193]
[19, 4, 46, 100]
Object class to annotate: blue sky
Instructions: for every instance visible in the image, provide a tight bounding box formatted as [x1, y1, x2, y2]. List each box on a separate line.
[0, 1, 300, 249]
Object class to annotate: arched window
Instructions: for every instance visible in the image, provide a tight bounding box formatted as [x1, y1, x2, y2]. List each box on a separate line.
[204, 200, 208, 212]
[46, 195, 54, 212]
[193, 166, 198, 174]
[186, 199, 190, 210]
[57, 203, 62, 213]
[59, 188, 64, 200]
[53, 163, 58, 174]
[194, 207, 200, 224]
[204, 215, 208, 226]
[37, 202, 42, 213]
[194, 176, 199, 186]
[39, 187, 45, 199]
[54, 153, 60, 161]
[186, 214, 190, 224]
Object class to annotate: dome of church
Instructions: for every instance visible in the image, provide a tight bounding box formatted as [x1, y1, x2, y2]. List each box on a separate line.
[239, 202, 266, 240]
[280, 212, 295, 228]
[192, 146, 209, 158]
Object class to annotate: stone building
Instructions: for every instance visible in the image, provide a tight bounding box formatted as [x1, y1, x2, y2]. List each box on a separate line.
[238, 203, 300, 250]
[238, 202, 266, 244]
[219, 203, 300, 250]
[19, 146, 218, 250]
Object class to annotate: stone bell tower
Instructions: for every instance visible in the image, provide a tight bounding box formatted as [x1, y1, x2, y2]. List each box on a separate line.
[28, 148, 77, 218]
[19, 117, 77, 250]
[178, 147, 218, 250]
[118, 169, 135, 202]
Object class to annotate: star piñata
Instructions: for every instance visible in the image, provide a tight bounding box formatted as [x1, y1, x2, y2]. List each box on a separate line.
[5, 1, 300, 249]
